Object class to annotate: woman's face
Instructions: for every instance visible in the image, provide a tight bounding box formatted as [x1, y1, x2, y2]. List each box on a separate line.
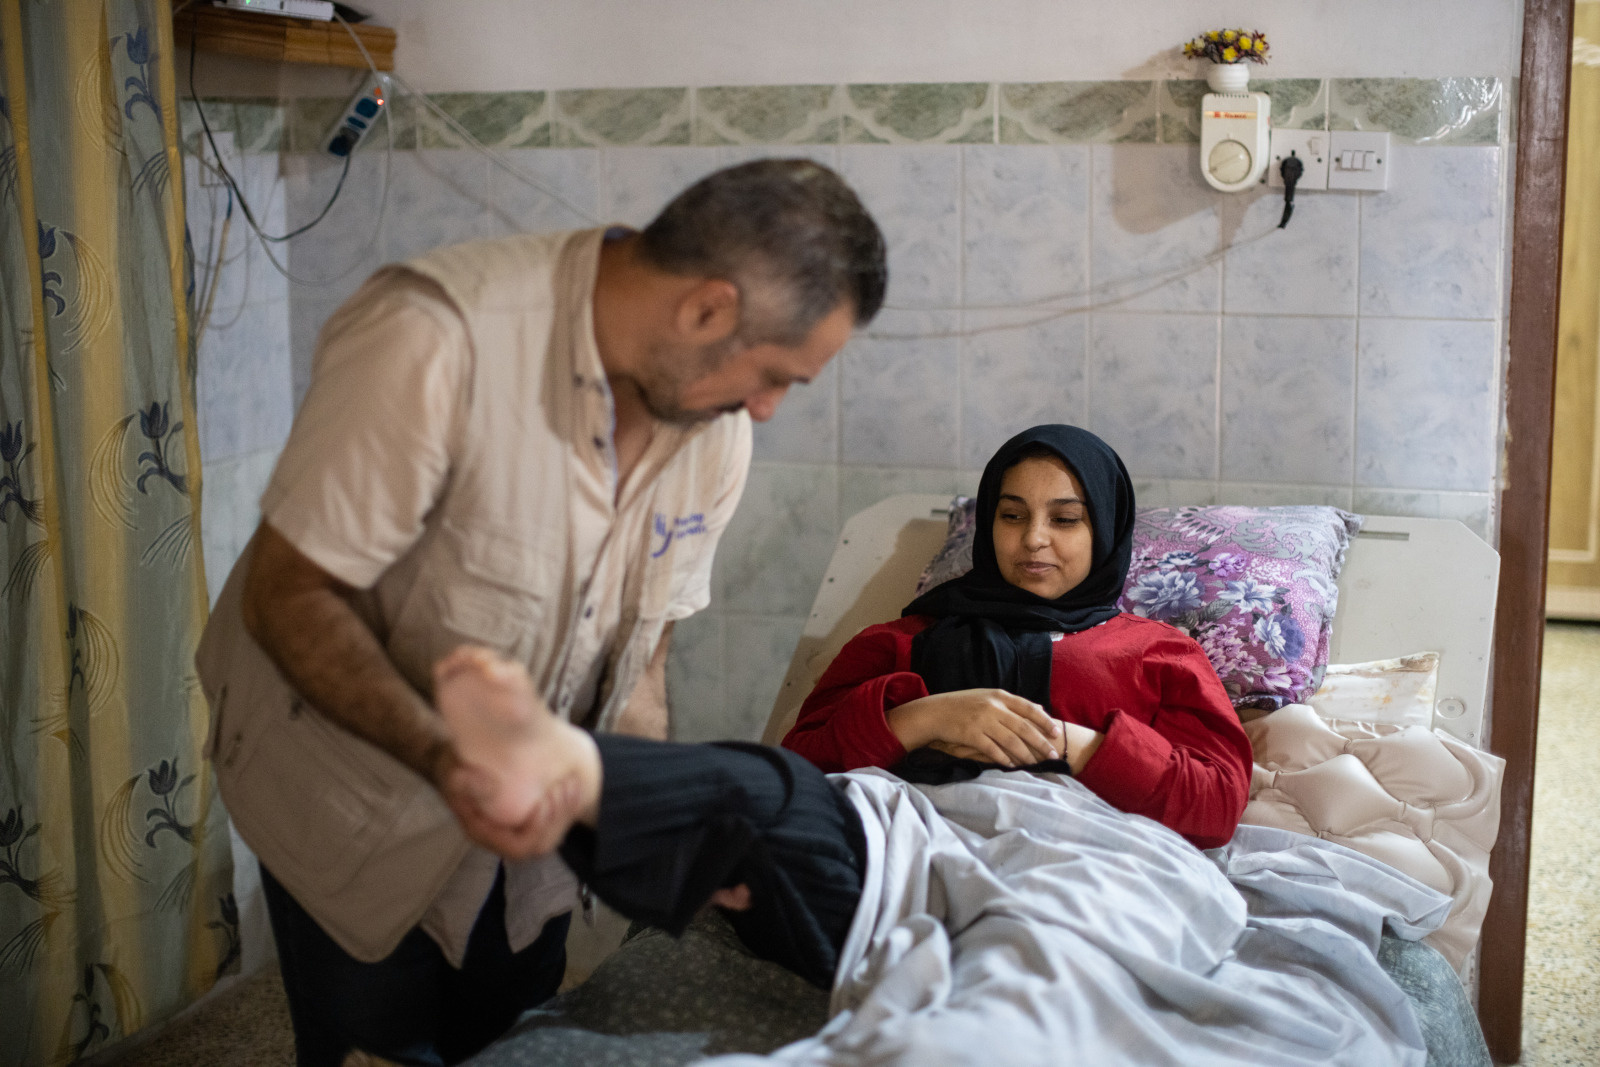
[992, 454, 1095, 600]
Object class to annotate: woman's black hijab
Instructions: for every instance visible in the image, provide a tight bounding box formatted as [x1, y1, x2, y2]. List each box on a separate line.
[903, 424, 1136, 710]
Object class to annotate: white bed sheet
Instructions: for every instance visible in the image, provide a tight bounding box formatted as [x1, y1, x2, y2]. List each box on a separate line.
[708, 769, 1451, 1067]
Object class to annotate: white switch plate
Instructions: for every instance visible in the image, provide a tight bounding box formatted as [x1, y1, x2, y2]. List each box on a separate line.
[1327, 130, 1391, 191]
[1266, 129, 1329, 191]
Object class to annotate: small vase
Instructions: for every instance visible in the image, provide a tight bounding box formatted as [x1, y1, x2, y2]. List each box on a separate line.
[1206, 63, 1250, 94]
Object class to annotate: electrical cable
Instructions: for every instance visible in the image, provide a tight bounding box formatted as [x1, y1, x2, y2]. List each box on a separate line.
[1277, 153, 1304, 230]
[188, 15, 352, 244]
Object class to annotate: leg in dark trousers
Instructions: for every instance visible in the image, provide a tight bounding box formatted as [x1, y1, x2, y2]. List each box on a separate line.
[261, 865, 569, 1067]
[559, 735, 867, 988]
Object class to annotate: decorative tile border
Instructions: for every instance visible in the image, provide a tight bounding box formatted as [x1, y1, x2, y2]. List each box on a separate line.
[842, 83, 994, 144]
[189, 77, 1500, 156]
[552, 88, 691, 147]
[1329, 77, 1503, 145]
[999, 82, 1157, 144]
[694, 85, 839, 145]
[418, 91, 549, 149]
[179, 97, 284, 153]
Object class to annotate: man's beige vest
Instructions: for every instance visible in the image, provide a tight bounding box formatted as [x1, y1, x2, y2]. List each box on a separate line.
[196, 230, 749, 961]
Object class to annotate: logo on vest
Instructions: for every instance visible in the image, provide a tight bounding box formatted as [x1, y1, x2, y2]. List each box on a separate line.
[651, 512, 707, 558]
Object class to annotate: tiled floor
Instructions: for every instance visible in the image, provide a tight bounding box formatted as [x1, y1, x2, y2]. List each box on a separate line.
[1512, 621, 1600, 1066]
[90, 624, 1600, 1067]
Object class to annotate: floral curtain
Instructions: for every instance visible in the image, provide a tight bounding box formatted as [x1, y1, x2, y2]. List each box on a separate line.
[0, 2, 234, 1064]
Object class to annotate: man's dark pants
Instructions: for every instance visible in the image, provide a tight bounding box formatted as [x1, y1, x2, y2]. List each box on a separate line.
[260, 864, 569, 1067]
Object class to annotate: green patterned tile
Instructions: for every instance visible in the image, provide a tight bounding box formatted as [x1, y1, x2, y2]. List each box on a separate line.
[1255, 79, 1327, 130]
[551, 88, 691, 146]
[999, 81, 1156, 144]
[842, 83, 993, 144]
[1158, 80, 1207, 143]
[418, 91, 548, 149]
[1329, 77, 1503, 144]
[694, 85, 839, 145]
[286, 94, 415, 153]
[179, 98, 283, 153]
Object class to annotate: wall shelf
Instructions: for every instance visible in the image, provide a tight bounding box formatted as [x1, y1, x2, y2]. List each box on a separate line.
[174, 8, 395, 71]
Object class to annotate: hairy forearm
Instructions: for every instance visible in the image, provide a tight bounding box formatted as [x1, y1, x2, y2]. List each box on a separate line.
[243, 525, 450, 784]
[611, 622, 672, 739]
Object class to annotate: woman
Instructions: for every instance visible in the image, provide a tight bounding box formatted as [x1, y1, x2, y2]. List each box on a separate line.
[431, 425, 1252, 994]
[782, 424, 1251, 849]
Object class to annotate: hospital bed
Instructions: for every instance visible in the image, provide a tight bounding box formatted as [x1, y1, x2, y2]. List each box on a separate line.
[465, 496, 1501, 1067]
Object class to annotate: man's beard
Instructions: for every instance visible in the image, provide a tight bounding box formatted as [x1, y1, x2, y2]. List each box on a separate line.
[634, 337, 743, 425]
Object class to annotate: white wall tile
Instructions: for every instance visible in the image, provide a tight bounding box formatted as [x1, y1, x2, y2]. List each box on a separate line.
[196, 301, 293, 465]
[1216, 482, 1355, 508]
[1356, 318, 1498, 491]
[288, 296, 342, 410]
[752, 358, 838, 464]
[284, 151, 386, 309]
[714, 462, 838, 614]
[1131, 478, 1218, 506]
[1359, 146, 1502, 319]
[838, 466, 965, 523]
[599, 146, 725, 226]
[1221, 315, 1356, 485]
[838, 145, 961, 308]
[1353, 488, 1495, 541]
[1224, 192, 1359, 316]
[384, 150, 493, 262]
[722, 614, 807, 742]
[840, 310, 960, 467]
[666, 611, 725, 742]
[200, 447, 279, 605]
[1088, 312, 1218, 480]
[1091, 144, 1222, 313]
[960, 309, 1087, 469]
[963, 145, 1090, 305]
[486, 148, 602, 235]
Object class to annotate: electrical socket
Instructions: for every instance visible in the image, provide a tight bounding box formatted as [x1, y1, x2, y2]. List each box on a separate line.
[199, 130, 236, 187]
[1266, 129, 1329, 191]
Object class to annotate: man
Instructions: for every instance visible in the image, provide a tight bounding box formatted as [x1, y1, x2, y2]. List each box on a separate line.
[194, 159, 886, 1067]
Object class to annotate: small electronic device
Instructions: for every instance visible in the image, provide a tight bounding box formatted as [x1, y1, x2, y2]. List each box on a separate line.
[323, 76, 388, 158]
[213, 0, 334, 19]
[1199, 90, 1271, 193]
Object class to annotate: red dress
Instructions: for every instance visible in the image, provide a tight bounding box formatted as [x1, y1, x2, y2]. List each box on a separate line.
[782, 612, 1253, 849]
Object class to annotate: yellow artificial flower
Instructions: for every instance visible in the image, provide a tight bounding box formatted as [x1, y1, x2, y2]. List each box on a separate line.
[1221, 46, 1238, 62]
[1207, 30, 1220, 41]
[1239, 36, 1253, 50]
[1223, 29, 1237, 41]
[1255, 38, 1268, 52]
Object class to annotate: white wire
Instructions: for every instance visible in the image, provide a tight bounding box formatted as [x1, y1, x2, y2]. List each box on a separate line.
[865, 225, 1279, 340]
[205, 13, 1281, 341]
[382, 68, 600, 226]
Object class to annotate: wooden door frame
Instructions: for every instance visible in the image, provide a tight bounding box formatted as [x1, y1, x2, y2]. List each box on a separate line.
[1481, 0, 1574, 1061]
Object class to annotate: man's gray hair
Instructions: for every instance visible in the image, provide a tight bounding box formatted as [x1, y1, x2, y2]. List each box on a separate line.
[638, 159, 887, 346]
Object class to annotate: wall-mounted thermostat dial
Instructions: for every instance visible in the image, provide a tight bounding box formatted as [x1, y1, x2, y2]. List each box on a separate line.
[1199, 90, 1270, 193]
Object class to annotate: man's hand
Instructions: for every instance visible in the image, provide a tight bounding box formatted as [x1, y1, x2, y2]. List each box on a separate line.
[434, 748, 586, 861]
[885, 688, 1064, 767]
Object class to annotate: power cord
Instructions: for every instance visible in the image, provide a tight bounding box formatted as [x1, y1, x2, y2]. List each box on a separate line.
[187, 12, 351, 244]
[1277, 153, 1304, 230]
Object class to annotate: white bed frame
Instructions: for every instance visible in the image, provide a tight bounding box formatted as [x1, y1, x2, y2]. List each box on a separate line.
[763, 495, 1500, 749]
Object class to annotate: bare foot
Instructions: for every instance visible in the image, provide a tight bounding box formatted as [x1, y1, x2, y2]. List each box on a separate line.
[433, 645, 602, 850]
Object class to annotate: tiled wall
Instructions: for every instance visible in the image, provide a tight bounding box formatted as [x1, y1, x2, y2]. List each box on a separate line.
[182, 75, 1509, 744]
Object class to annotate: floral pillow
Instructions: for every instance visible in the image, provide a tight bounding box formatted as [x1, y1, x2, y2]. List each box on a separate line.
[914, 500, 1363, 710]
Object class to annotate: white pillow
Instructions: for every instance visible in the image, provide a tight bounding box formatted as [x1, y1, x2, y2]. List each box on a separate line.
[1305, 651, 1439, 728]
